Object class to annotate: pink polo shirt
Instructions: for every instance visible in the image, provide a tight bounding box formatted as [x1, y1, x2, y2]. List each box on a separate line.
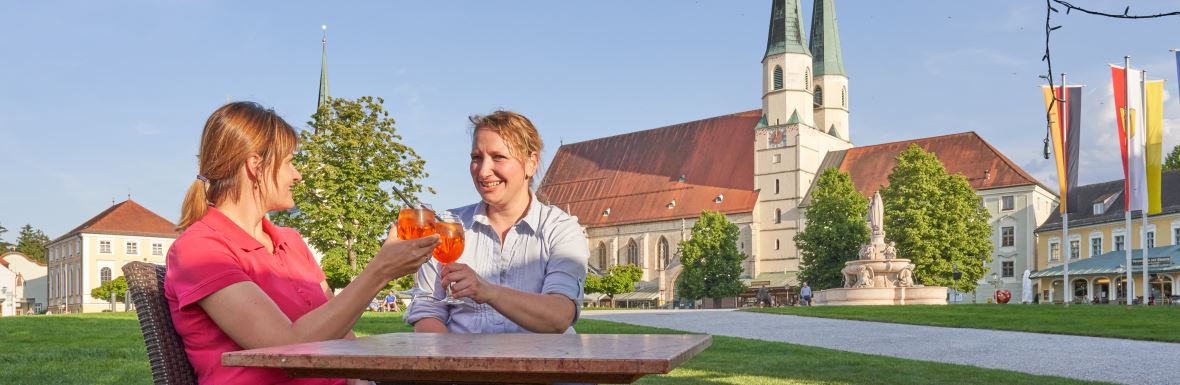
[164, 208, 345, 385]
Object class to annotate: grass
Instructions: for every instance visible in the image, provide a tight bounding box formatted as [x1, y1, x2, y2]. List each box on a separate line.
[0, 312, 1109, 385]
[745, 304, 1180, 343]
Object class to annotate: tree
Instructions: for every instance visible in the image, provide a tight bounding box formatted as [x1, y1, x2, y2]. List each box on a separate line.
[795, 169, 870, 290]
[585, 264, 643, 307]
[1165, 144, 1180, 172]
[0, 222, 10, 251]
[90, 276, 128, 303]
[15, 224, 50, 263]
[271, 96, 432, 289]
[881, 145, 993, 292]
[676, 211, 748, 308]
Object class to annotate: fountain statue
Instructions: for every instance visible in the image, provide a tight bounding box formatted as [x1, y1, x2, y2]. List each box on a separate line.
[814, 191, 948, 305]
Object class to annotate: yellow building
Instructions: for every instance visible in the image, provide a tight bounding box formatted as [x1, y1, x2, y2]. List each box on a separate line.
[46, 200, 178, 313]
[1032, 171, 1180, 304]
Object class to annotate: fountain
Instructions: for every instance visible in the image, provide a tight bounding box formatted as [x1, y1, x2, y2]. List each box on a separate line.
[813, 192, 948, 305]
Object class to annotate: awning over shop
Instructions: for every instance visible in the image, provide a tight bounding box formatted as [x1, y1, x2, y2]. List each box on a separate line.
[614, 285, 660, 301]
[1031, 245, 1180, 278]
[741, 271, 799, 289]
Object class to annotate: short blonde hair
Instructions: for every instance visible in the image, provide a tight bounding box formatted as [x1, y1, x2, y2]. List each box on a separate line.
[469, 110, 543, 185]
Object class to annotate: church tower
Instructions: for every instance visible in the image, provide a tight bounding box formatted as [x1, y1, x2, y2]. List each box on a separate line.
[753, 0, 853, 276]
[809, 0, 849, 141]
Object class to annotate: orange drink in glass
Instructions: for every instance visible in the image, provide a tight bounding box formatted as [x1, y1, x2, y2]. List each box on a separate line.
[433, 211, 465, 305]
[397, 204, 435, 241]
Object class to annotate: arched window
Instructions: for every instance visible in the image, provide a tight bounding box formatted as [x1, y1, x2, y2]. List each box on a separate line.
[773, 66, 783, 90]
[597, 242, 608, 268]
[814, 86, 824, 107]
[100, 267, 111, 285]
[657, 237, 670, 270]
[626, 240, 639, 266]
[842, 86, 847, 107]
[805, 68, 811, 89]
[774, 208, 782, 224]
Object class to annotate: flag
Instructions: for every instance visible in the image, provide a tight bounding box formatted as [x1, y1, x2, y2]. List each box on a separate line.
[1042, 85, 1082, 214]
[1110, 65, 1148, 212]
[1145, 80, 1164, 214]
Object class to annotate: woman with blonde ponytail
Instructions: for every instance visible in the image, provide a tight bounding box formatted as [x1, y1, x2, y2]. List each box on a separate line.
[164, 102, 438, 385]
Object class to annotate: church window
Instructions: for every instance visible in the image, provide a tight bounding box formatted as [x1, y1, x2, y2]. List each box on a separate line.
[805, 68, 810, 89]
[597, 242, 608, 268]
[773, 66, 783, 90]
[1002, 196, 1014, 211]
[842, 86, 847, 107]
[774, 208, 782, 224]
[100, 267, 111, 285]
[626, 240, 639, 266]
[658, 237, 670, 270]
[775, 239, 780, 250]
[1001, 226, 1014, 247]
[775, 179, 780, 194]
[814, 86, 823, 107]
[1002, 261, 1014, 278]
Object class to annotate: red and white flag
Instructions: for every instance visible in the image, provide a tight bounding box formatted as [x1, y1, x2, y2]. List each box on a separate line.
[1111, 65, 1148, 212]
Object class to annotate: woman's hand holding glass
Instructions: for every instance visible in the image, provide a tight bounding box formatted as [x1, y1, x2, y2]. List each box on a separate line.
[372, 221, 438, 281]
[432, 212, 466, 305]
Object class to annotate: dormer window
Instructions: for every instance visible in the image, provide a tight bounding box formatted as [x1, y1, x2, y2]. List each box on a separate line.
[714, 194, 725, 204]
[1093, 203, 1105, 215]
[602, 208, 611, 217]
[666, 200, 677, 209]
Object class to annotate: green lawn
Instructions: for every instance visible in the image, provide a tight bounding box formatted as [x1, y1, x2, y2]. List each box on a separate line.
[0, 312, 1108, 385]
[746, 304, 1180, 342]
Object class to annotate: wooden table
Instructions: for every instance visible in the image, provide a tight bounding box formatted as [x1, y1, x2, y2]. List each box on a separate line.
[222, 333, 711, 384]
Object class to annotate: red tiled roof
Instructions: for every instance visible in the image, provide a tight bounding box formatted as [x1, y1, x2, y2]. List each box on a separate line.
[53, 200, 179, 242]
[539, 110, 762, 228]
[835, 132, 1045, 198]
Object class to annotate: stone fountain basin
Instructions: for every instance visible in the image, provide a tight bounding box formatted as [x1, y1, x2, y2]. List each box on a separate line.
[841, 259, 915, 274]
[814, 286, 948, 306]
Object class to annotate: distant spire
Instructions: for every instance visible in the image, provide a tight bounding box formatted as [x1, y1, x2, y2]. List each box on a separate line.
[318, 25, 330, 111]
[764, 0, 809, 58]
[809, 0, 846, 76]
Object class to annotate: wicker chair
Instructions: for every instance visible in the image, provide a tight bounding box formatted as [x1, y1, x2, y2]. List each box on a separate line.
[123, 261, 199, 385]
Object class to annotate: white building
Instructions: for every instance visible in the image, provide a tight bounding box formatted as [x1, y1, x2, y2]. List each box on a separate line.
[46, 199, 178, 313]
[1, 251, 48, 314]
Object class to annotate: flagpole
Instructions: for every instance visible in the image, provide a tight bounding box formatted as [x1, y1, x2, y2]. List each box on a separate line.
[1060, 72, 1071, 306]
[1140, 68, 1150, 307]
[1123, 56, 1134, 305]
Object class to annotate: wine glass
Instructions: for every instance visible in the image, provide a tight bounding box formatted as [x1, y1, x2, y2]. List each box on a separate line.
[432, 211, 466, 305]
[397, 204, 435, 297]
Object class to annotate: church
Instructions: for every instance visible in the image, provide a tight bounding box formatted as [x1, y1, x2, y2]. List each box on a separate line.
[537, 0, 1057, 306]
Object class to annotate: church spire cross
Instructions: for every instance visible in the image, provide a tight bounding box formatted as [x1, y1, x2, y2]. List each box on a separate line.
[317, 25, 330, 112]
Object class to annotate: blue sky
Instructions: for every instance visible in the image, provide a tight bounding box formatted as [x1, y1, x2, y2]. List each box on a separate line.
[2, 1, 1178, 239]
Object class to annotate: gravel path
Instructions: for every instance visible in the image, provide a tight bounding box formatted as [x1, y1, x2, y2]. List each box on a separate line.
[582, 309, 1178, 385]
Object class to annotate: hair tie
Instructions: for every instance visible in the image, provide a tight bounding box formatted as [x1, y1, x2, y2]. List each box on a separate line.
[196, 175, 210, 183]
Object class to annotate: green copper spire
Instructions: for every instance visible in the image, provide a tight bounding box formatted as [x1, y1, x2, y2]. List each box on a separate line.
[318, 25, 330, 110]
[809, 0, 846, 76]
[786, 109, 802, 125]
[764, 0, 809, 58]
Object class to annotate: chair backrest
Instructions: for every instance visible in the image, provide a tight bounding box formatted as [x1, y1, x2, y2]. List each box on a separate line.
[123, 261, 198, 385]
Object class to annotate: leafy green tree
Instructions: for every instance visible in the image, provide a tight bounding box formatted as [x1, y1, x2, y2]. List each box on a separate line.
[271, 96, 432, 289]
[15, 224, 50, 263]
[0, 222, 10, 251]
[881, 145, 992, 292]
[795, 169, 870, 290]
[585, 264, 643, 307]
[676, 211, 748, 308]
[1164, 144, 1180, 172]
[90, 276, 128, 303]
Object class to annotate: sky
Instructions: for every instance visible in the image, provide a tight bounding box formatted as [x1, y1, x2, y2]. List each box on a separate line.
[2, 1, 1178, 240]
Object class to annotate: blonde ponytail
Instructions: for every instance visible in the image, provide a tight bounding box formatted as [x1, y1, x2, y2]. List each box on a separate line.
[177, 179, 209, 230]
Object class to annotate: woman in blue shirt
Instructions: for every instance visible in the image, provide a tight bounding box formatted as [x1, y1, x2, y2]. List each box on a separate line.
[406, 110, 589, 334]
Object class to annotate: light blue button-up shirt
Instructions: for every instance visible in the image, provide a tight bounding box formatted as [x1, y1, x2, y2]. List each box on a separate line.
[405, 194, 589, 334]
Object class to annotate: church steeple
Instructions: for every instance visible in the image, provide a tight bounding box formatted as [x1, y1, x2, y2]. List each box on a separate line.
[317, 25, 330, 111]
[809, 0, 845, 76]
[764, 0, 809, 58]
